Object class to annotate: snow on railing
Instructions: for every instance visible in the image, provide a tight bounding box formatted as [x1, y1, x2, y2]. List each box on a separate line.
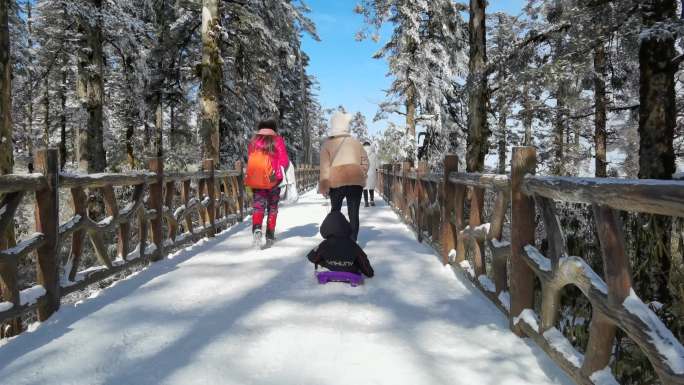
[0, 149, 320, 340]
[377, 147, 683, 384]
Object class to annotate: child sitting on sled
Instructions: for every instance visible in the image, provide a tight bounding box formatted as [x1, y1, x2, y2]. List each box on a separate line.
[307, 211, 374, 277]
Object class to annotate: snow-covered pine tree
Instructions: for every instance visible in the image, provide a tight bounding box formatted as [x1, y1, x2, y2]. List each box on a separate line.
[488, 12, 519, 174]
[219, 0, 319, 166]
[32, 0, 80, 169]
[350, 112, 369, 142]
[75, 0, 106, 173]
[7, 0, 31, 168]
[356, 0, 467, 163]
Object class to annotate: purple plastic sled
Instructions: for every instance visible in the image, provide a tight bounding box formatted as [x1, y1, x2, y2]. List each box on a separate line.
[316, 271, 364, 287]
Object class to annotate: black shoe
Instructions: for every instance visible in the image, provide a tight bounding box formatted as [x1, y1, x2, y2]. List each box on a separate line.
[364, 202, 370, 208]
[370, 201, 375, 207]
[263, 230, 275, 249]
[266, 230, 275, 241]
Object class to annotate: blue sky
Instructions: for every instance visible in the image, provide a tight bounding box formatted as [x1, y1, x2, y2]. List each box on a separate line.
[301, 1, 527, 136]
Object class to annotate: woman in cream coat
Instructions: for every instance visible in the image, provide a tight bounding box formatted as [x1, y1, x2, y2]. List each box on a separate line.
[319, 111, 369, 241]
[362, 141, 378, 207]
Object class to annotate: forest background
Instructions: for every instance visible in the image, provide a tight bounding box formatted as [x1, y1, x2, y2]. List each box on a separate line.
[1, 1, 683, 383]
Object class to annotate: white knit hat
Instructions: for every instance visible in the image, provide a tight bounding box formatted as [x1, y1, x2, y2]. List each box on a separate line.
[329, 111, 352, 137]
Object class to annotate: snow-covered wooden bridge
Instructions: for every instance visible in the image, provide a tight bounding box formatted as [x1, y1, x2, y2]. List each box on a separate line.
[0, 190, 574, 385]
[0, 147, 683, 384]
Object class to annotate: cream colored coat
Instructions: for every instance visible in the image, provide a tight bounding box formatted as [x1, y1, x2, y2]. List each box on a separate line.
[364, 145, 378, 190]
[319, 135, 369, 194]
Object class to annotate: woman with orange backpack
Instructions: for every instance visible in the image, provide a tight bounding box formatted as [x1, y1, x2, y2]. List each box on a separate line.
[245, 120, 290, 248]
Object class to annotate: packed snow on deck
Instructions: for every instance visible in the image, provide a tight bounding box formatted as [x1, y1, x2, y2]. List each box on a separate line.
[0, 191, 572, 385]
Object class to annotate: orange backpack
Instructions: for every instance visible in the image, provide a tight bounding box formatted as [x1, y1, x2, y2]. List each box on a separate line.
[245, 150, 277, 189]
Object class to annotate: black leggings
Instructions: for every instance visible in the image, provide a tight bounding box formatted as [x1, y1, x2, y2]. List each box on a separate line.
[363, 189, 375, 204]
[329, 186, 363, 241]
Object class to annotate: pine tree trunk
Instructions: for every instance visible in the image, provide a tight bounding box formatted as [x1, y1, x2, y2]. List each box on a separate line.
[0, 0, 10, 176]
[76, 0, 106, 173]
[26, 2, 33, 159]
[496, 66, 508, 174]
[155, 99, 163, 157]
[406, 84, 416, 140]
[635, 0, 677, 303]
[298, 50, 311, 164]
[466, 0, 489, 172]
[639, 1, 676, 180]
[59, 55, 67, 170]
[594, 43, 608, 178]
[497, 102, 508, 174]
[125, 120, 135, 169]
[152, 0, 167, 158]
[144, 109, 151, 153]
[169, 103, 176, 148]
[0, 0, 19, 336]
[553, 81, 567, 175]
[200, 0, 222, 164]
[522, 84, 533, 146]
[43, 78, 49, 147]
[121, 57, 136, 169]
[550, 0, 566, 176]
[168, 57, 179, 150]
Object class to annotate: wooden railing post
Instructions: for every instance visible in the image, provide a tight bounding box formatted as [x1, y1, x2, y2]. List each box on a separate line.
[470, 187, 486, 277]
[34, 148, 60, 321]
[377, 166, 383, 198]
[0, 191, 23, 336]
[490, 189, 510, 295]
[302, 164, 307, 189]
[164, 181, 178, 242]
[310, 164, 315, 189]
[299, 165, 303, 190]
[307, 164, 310, 189]
[203, 159, 216, 236]
[180, 180, 195, 238]
[148, 157, 164, 261]
[580, 205, 628, 376]
[510, 146, 537, 336]
[441, 155, 458, 264]
[395, 163, 402, 212]
[235, 161, 244, 221]
[415, 161, 428, 242]
[401, 162, 411, 219]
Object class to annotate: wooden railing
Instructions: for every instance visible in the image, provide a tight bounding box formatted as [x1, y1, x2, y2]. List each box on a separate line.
[378, 147, 684, 385]
[0, 148, 320, 338]
[294, 164, 319, 192]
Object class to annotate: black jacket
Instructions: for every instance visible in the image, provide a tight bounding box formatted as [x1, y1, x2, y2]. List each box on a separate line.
[307, 212, 374, 277]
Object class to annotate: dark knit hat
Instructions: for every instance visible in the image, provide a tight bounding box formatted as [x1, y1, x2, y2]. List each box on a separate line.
[258, 120, 278, 132]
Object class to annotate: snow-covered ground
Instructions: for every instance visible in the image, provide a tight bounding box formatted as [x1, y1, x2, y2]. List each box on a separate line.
[0, 191, 572, 385]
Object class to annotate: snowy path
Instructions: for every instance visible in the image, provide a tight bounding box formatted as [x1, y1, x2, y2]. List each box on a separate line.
[0, 191, 572, 385]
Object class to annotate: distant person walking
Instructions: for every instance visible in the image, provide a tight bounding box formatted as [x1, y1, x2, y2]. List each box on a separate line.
[245, 120, 290, 249]
[319, 111, 369, 241]
[362, 141, 377, 207]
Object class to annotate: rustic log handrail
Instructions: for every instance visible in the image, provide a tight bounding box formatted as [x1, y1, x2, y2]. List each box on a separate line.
[0, 173, 48, 193]
[0, 149, 320, 339]
[377, 147, 684, 385]
[449, 172, 511, 191]
[524, 175, 684, 217]
[59, 172, 156, 189]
